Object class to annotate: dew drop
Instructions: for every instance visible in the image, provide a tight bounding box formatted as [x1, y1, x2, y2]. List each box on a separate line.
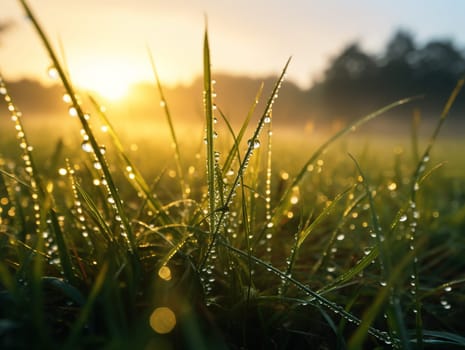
[399, 214, 407, 222]
[107, 196, 115, 204]
[81, 141, 93, 153]
[68, 106, 78, 117]
[264, 115, 271, 123]
[248, 139, 260, 149]
[47, 66, 59, 80]
[63, 93, 72, 103]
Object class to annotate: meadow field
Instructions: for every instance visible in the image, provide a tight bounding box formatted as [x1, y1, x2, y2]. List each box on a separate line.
[1, 2, 465, 349]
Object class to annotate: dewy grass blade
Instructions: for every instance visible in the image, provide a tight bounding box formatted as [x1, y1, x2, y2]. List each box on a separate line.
[0, 74, 45, 233]
[222, 83, 264, 177]
[407, 78, 464, 349]
[271, 96, 420, 227]
[219, 239, 399, 347]
[201, 57, 290, 269]
[48, 209, 76, 284]
[148, 48, 187, 198]
[64, 261, 109, 348]
[350, 154, 411, 349]
[19, 0, 137, 256]
[201, 24, 219, 268]
[88, 95, 172, 226]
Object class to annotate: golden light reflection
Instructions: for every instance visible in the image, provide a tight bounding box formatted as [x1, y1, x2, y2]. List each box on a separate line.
[149, 307, 176, 334]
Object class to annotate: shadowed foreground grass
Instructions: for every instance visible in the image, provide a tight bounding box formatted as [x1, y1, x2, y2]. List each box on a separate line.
[0, 1, 465, 349]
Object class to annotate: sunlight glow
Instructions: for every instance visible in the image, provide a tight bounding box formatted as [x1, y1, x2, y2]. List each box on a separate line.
[71, 61, 136, 100]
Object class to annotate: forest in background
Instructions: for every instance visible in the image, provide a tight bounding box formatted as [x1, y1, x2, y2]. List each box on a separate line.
[2, 30, 465, 134]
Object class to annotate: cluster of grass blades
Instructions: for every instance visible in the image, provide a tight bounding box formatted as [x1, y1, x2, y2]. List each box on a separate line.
[1, 1, 465, 348]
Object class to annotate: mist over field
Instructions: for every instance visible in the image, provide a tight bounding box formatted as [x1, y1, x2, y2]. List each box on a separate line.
[1, 30, 465, 138]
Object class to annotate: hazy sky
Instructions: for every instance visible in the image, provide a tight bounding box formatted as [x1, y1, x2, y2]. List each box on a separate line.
[1, 0, 465, 98]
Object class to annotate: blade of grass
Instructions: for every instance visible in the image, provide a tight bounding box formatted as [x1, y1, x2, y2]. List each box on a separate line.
[271, 96, 421, 227]
[19, 0, 137, 257]
[201, 58, 292, 270]
[221, 83, 264, 177]
[147, 47, 187, 198]
[219, 238, 398, 347]
[349, 153, 410, 350]
[407, 78, 464, 350]
[64, 261, 109, 349]
[48, 209, 76, 284]
[88, 95, 172, 226]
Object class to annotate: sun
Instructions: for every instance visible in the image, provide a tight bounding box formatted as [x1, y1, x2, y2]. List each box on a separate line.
[71, 60, 136, 101]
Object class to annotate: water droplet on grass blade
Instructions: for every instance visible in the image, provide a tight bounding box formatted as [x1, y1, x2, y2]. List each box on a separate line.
[62, 93, 72, 103]
[47, 66, 59, 80]
[68, 106, 78, 117]
[248, 139, 260, 149]
[81, 141, 93, 153]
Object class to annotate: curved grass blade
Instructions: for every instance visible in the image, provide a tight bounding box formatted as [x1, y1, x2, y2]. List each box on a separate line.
[349, 154, 410, 349]
[147, 47, 187, 198]
[19, 0, 137, 255]
[64, 261, 109, 348]
[203, 23, 217, 249]
[201, 57, 291, 269]
[221, 82, 264, 177]
[48, 209, 76, 284]
[347, 245, 421, 350]
[271, 96, 421, 227]
[88, 95, 172, 226]
[219, 239, 398, 347]
[282, 187, 352, 293]
[407, 78, 464, 349]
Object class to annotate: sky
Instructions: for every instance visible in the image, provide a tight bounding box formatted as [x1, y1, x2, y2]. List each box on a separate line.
[1, 0, 465, 99]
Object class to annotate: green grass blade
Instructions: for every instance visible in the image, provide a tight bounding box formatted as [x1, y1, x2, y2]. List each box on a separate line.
[48, 209, 76, 284]
[271, 96, 420, 227]
[407, 78, 464, 349]
[219, 239, 397, 347]
[64, 261, 109, 348]
[222, 83, 264, 176]
[349, 154, 411, 349]
[297, 187, 352, 249]
[200, 23, 220, 270]
[147, 47, 187, 198]
[88, 95, 172, 226]
[19, 0, 137, 256]
[347, 246, 419, 350]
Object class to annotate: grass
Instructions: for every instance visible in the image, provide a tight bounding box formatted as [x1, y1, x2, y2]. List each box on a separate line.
[1, 1, 465, 349]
